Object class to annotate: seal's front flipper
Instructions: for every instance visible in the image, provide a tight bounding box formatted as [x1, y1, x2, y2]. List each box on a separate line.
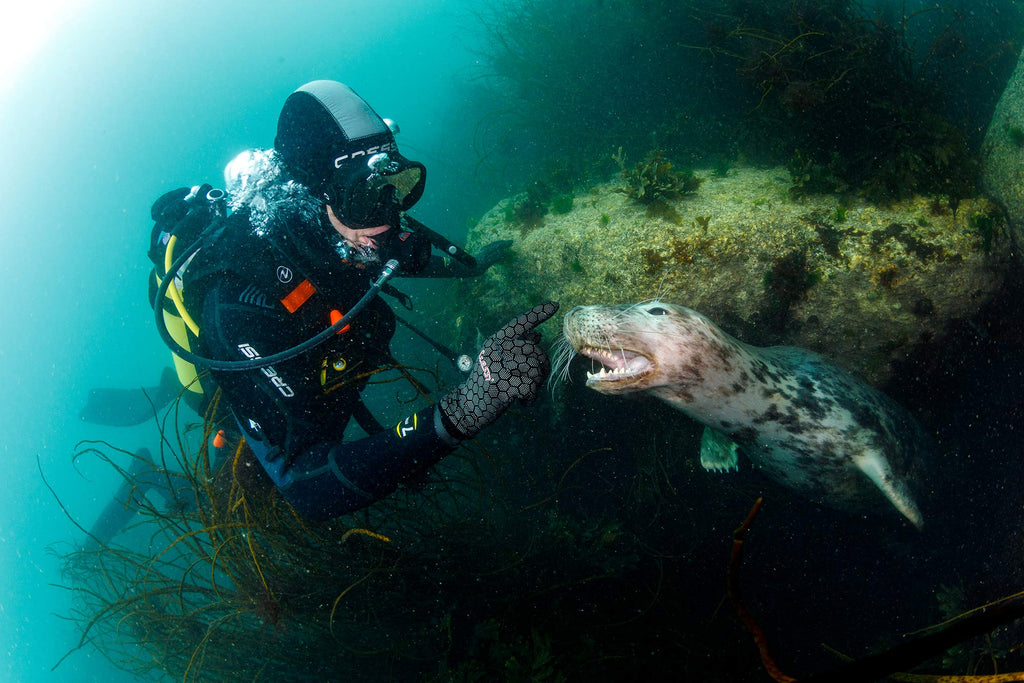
[79, 367, 180, 426]
[853, 450, 923, 529]
[700, 427, 740, 472]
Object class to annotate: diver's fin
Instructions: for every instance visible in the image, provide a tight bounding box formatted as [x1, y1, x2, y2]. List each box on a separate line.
[81, 448, 157, 551]
[700, 426, 740, 472]
[853, 449, 923, 529]
[79, 367, 180, 426]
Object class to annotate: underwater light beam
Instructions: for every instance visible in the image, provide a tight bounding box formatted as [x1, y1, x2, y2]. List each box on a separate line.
[0, 1, 88, 97]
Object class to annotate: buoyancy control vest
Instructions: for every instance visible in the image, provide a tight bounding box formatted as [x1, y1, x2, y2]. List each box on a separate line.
[147, 183, 402, 399]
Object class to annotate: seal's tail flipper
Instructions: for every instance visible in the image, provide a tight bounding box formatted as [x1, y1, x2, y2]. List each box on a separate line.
[854, 450, 923, 529]
[79, 367, 180, 426]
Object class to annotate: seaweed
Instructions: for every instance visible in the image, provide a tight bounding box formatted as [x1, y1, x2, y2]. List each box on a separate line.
[614, 148, 703, 225]
[467, 0, 1021, 208]
[505, 182, 549, 229]
[550, 193, 574, 215]
[52, 377, 698, 680]
[696, 0, 1002, 202]
[970, 210, 1003, 254]
[814, 224, 844, 259]
[711, 155, 733, 178]
[871, 222, 945, 261]
[505, 166, 580, 228]
[759, 248, 818, 335]
[1007, 123, 1024, 148]
[787, 149, 846, 198]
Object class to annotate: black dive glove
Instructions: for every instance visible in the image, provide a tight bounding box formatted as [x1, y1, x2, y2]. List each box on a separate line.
[470, 239, 512, 275]
[439, 302, 559, 440]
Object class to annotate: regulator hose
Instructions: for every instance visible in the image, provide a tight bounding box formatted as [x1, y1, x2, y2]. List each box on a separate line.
[153, 232, 400, 372]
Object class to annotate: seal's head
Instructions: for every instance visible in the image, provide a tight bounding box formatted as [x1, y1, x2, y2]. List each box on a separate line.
[560, 302, 731, 395]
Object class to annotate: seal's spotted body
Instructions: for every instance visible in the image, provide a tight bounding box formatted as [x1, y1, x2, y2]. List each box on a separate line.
[561, 302, 927, 527]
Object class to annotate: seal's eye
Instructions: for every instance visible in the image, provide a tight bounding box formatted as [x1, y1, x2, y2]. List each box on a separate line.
[647, 307, 669, 316]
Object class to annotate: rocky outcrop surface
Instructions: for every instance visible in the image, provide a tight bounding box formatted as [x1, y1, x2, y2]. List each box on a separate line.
[452, 167, 1010, 385]
[983, 47, 1024, 250]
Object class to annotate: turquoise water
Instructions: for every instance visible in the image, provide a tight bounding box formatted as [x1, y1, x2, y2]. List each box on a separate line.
[5, 1, 1024, 680]
[0, 2, 491, 679]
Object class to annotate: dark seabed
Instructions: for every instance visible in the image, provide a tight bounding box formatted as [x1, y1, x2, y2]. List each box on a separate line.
[5, 0, 1024, 680]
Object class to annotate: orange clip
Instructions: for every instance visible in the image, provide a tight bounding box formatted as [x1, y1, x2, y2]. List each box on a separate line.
[330, 310, 351, 334]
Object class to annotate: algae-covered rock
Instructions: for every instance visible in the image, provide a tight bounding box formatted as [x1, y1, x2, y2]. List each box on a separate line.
[453, 167, 1010, 385]
[982, 45, 1024, 247]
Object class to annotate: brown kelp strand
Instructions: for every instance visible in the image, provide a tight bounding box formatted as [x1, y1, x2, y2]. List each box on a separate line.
[56, 368, 666, 681]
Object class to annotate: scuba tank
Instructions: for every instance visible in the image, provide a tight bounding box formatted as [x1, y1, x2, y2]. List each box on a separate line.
[148, 184, 227, 393]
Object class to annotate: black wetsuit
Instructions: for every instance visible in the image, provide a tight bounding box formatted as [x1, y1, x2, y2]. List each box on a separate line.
[190, 210, 461, 522]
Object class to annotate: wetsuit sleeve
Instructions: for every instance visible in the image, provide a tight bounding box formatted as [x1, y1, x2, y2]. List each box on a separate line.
[408, 240, 513, 278]
[412, 254, 479, 278]
[242, 406, 460, 522]
[200, 275, 462, 522]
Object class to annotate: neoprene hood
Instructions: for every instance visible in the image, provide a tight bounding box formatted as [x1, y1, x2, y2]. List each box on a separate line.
[275, 80, 396, 193]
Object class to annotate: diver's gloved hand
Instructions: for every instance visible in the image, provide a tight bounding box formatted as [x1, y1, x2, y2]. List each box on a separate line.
[151, 187, 192, 223]
[148, 184, 220, 269]
[438, 301, 559, 440]
[469, 239, 512, 275]
[382, 227, 432, 275]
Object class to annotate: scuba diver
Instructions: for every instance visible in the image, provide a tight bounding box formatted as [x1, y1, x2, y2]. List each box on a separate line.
[134, 79, 557, 523]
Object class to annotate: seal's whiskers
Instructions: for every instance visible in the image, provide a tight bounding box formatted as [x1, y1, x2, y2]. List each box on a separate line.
[548, 335, 578, 392]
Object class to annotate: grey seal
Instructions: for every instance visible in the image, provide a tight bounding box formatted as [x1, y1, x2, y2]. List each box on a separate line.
[558, 302, 928, 528]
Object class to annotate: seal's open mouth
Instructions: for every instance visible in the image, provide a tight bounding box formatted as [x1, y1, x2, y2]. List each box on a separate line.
[579, 346, 654, 385]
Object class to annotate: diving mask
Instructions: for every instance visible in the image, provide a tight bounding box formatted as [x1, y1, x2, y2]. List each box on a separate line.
[327, 152, 426, 229]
